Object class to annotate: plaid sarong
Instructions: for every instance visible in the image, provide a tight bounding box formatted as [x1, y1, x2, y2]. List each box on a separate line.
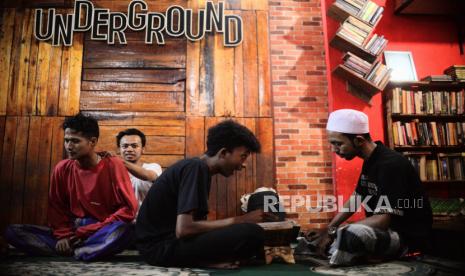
[329, 224, 401, 266]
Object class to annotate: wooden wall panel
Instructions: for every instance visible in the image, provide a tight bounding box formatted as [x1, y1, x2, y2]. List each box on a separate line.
[233, 19, 245, 118]
[0, 3, 274, 229]
[0, 8, 82, 116]
[188, 0, 268, 10]
[198, 35, 215, 116]
[0, 117, 6, 161]
[2, 0, 74, 8]
[242, 11, 259, 117]
[82, 32, 186, 113]
[256, 118, 275, 188]
[0, 116, 65, 232]
[0, 117, 19, 230]
[0, 9, 15, 115]
[257, 11, 272, 117]
[82, 69, 186, 83]
[80, 91, 185, 112]
[185, 10, 271, 118]
[213, 29, 235, 117]
[82, 81, 185, 92]
[185, 116, 205, 157]
[22, 117, 42, 224]
[88, 112, 187, 169]
[186, 40, 201, 115]
[61, 32, 83, 116]
[6, 8, 27, 115]
[92, 0, 187, 12]
[84, 40, 186, 69]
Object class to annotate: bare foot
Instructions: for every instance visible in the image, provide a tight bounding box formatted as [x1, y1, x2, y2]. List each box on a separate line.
[202, 261, 240, 269]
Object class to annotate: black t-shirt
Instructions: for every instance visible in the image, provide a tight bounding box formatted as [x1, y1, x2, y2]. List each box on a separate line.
[355, 142, 433, 249]
[135, 158, 211, 250]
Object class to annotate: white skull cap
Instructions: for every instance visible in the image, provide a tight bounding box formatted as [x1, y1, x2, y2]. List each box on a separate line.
[326, 109, 369, 134]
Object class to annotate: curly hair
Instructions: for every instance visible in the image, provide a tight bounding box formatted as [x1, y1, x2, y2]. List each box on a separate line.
[205, 120, 261, 156]
[116, 128, 147, 147]
[62, 113, 99, 139]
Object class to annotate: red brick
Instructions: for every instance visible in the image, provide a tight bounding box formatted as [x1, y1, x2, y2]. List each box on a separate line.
[278, 156, 296, 162]
[288, 184, 307, 190]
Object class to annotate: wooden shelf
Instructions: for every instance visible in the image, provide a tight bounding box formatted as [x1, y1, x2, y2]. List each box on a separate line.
[393, 145, 465, 152]
[423, 180, 465, 184]
[391, 114, 465, 121]
[386, 81, 465, 91]
[330, 34, 380, 63]
[334, 65, 385, 95]
[329, 1, 388, 103]
[433, 216, 465, 231]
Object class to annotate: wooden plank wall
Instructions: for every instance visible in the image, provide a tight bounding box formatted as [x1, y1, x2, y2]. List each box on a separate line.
[0, 0, 274, 232]
[0, 7, 81, 232]
[186, 0, 274, 219]
[0, 8, 82, 116]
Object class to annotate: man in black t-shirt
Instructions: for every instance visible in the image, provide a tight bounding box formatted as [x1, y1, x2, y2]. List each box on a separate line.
[136, 120, 275, 268]
[313, 109, 432, 266]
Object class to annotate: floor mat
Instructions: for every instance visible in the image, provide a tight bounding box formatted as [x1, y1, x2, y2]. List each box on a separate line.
[0, 251, 210, 276]
[1, 251, 464, 275]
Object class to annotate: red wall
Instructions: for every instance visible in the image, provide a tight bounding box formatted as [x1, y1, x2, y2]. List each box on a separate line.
[323, 0, 465, 220]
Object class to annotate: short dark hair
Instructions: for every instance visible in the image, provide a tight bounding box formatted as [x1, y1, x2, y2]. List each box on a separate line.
[342, 133, 372, 143]
[116, 128, 146, 147]
[63, 113, 99, 139]
[205, 120, 261, 156]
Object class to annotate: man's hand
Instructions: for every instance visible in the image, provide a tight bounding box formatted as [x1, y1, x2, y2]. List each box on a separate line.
[69, 236, 83, 248]
[238, 209, 279, 224]
[100, 151, 117, 158]
[55, 238, 73, 256]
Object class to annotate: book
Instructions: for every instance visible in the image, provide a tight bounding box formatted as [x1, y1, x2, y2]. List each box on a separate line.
[422, 75, 454, 82]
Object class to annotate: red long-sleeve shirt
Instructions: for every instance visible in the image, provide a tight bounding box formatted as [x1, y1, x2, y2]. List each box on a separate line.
[47, 156, 138, 239]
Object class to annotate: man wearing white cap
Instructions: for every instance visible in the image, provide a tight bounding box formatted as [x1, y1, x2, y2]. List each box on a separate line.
[313, 109, 432, 266]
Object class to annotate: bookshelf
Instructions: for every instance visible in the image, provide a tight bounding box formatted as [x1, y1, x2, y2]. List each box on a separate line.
[328, 0, 390, 102]
[384, 80, 465, 255]
[384, 81, 465, 227]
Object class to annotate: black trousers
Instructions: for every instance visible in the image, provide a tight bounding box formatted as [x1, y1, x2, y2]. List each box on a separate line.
[141, 223, 264, 267]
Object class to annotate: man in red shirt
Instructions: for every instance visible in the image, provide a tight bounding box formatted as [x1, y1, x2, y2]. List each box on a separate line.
[5, 113, 138, 261]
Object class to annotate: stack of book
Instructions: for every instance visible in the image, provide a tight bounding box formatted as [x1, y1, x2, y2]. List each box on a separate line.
[337, 16, 372, 47]
[391, 88, 465, 115]
[342, 52, 372, 77]
[444, 65, 465, 82]
[365, 61, 391, 87]
[403, 152, 436, 181]
[392, 120, 465, 147]
[403, 153, 465, 182]
[358, 1, 384, 25]
[342, 53, 391, 87]
[332, 0, 367, 18]
[363, 34, 387, 55]
[437, 153, 465, 181]
[422, 75, 454, 82]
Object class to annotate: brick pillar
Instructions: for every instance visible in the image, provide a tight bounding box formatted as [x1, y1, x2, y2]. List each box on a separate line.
[269, 0, 334, 230]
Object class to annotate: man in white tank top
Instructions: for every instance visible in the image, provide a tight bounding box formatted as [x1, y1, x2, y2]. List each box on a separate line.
[117, 128, 162, 209]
